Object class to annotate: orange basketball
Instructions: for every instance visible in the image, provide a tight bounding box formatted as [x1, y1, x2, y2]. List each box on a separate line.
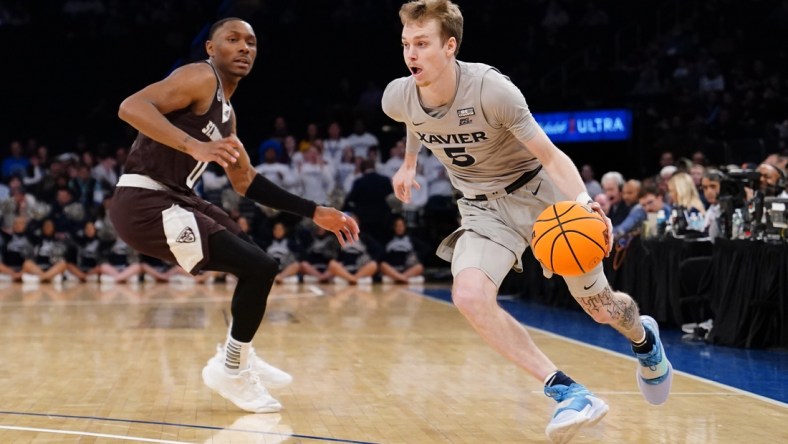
[531, 201, 609, 276]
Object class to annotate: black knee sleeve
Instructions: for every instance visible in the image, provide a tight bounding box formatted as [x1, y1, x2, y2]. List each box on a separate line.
[205, 230, 279, 342]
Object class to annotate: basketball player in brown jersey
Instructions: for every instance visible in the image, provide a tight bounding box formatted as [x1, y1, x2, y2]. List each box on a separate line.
[382, 1, 672, 442]
[110, 18, 359, 413]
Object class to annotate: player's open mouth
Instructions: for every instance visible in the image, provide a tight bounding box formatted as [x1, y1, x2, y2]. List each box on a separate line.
[410, 67, 422, 75]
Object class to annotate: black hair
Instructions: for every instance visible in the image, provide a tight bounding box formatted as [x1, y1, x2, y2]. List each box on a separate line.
[208, 17, 244, 40]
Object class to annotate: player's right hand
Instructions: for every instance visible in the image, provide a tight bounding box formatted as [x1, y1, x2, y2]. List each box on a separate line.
[190, 137, 241, 168]
[392, 166, 420, 203]
[312, 207, 360, 247]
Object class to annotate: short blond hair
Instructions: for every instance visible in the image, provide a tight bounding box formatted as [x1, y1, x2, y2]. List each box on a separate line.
[399, 0, 464, 56]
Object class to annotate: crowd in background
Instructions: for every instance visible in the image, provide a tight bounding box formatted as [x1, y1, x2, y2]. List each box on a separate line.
[2, 0, 787, 286]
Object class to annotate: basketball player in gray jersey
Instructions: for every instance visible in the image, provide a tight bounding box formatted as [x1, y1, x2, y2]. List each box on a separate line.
[382, 2, 672, 442]
[110, 18, 359, 414]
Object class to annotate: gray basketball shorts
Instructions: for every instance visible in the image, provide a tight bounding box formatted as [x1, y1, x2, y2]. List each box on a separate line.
[436, 168, 609, 295]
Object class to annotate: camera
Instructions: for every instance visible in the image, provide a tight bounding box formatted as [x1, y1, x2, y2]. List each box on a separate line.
[764, 197, 788, 242]
[717, 168, 763, 239]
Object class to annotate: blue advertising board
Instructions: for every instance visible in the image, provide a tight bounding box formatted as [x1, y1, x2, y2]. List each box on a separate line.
[532, 109, 632, 143]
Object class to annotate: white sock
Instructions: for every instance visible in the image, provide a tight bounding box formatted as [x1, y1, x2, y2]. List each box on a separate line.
[224, 336, 251, 375]
[633, 326, 647, 345]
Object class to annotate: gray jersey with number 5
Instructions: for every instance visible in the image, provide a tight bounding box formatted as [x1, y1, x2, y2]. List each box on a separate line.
[382, 60, 542, 196]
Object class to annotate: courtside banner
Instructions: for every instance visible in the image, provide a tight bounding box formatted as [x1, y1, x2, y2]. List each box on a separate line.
[533, 109, 632, 143]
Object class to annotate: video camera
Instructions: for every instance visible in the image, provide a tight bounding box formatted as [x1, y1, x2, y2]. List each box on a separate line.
[717, 167, 763, 239]
[764, 197, 788, 242]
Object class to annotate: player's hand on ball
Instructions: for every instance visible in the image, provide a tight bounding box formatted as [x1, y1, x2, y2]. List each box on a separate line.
[586, 201, 614, 256]
[313, 207, 360, 247]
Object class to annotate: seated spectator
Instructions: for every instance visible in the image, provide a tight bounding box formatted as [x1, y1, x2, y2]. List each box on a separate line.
[65, 220, 106, 282]
[638, 180, 673, 238]
[379, 138, 406, 179]
[68, 164, 101, 213]
[263, 221, 301, 284]
[200, 163, 230, 208]
[297, 146, 335, 206]
[299, 225, 339, 284]
[92, 154, 118, 191]
[328, 214, 380, 285]
[100, 237, 143, 284]
[379, 216, 427, 284]
[701, 168, 724, 241]
[0, 176, 38, 231]
[659, 165, 678, 203]
[0, 216, 34, 282]
[343, 118, 379, 160]
[690, 163, 708, 207]
[593, 192, 610, 215]
[322, 121, 347, 168]
[335, 147, 357, 197]
[236, 215, 270, 249]
[298, 122, 321, 152]
[22, 219, 69, 283]
[667, 172, 706, 231]
[1, 140, 29, 181]
[22, 154, 45, 189]
[614, 179, 646, 239]
[50, 187, 86, 236]
[254, 147, 297, 192]
[756, 162, 786, 197]
[601, 171, 629, 226]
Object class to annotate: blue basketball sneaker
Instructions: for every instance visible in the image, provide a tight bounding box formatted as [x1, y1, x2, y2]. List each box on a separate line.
[544, 383, 608, 444]
[634, 315, 673, 405]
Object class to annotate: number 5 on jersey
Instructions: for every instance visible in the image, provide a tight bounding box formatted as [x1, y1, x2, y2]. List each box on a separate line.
[444, 147, 476, 167]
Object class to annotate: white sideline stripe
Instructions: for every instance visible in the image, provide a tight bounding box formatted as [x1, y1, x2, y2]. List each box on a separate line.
[420, 292, 788, 409]
[0, 425, 192, 444]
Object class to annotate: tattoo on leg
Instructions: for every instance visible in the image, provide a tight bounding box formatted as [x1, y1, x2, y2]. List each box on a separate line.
[581, 286, 637, 329]
[581, 287, 613, 314]
[618, 298, 637, 330]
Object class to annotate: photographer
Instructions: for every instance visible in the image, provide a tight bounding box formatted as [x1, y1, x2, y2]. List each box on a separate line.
[755, 162, 787, 198]
[701, 169, 724, 241]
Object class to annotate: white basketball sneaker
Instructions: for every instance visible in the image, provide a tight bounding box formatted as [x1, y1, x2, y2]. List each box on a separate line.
[211, 344, 293, 389]
[544, 383, 608, 443]
[202, 358, 282, 413]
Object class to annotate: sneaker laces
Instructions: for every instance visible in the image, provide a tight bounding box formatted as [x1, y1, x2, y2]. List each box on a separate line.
[242, 369, 263, 386]
[544, 383, 590, 402]
[636, 344, 663, 368]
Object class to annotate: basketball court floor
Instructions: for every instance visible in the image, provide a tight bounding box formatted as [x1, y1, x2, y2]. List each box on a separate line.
[0, 280, 785, 443]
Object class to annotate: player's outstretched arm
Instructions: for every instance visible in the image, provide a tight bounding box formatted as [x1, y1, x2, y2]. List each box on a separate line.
[526, 128, 613, 254]
[224, 134, 359, 246]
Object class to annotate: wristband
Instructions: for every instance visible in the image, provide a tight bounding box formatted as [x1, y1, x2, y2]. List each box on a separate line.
[576, 192, 594, 205]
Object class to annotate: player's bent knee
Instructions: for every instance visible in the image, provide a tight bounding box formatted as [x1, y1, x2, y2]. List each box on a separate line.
[256, 254, 279, 280]
[563, 264, 607, 299]
[451, 284, 486, 314]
